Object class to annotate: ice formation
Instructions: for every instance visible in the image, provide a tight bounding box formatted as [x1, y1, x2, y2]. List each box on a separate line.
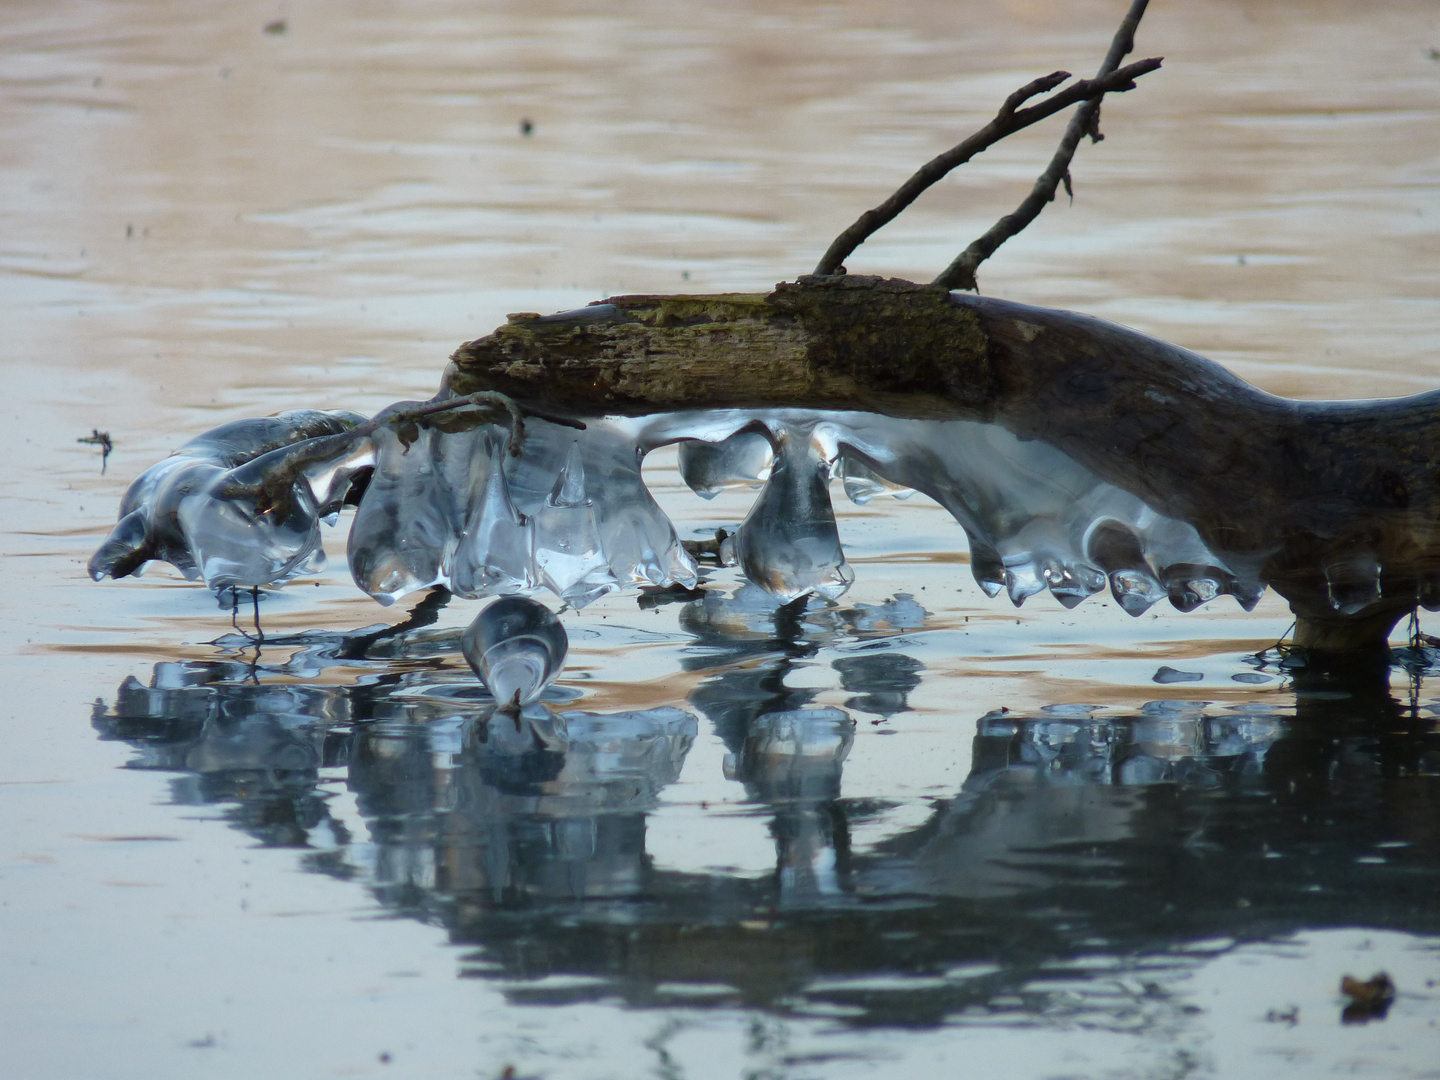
[90, 397, 1269, 618]
[462, 596, 569, 709]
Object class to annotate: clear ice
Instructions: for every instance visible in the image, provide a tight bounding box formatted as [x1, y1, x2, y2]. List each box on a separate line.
[91, 399, 1268, 617]
[462, 596, 569, 709]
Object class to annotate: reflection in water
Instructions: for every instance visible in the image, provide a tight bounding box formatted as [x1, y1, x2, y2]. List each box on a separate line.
[92, 587, 1440, 1029]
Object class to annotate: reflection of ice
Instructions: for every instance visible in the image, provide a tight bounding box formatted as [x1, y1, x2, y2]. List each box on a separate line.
[730, 707, 855, 904]
[867, 704, 1286, 899]
[833, 652, 923, 716]
[90, 638, 1440, 1026]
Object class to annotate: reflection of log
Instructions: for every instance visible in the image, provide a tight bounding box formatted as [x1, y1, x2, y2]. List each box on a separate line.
[449, 274, 1440, 654]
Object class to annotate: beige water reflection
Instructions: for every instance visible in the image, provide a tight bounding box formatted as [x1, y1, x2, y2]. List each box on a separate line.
[3, 1, 1440, 1078]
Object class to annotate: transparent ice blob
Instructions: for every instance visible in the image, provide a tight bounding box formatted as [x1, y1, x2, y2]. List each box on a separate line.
[462, 596, 569, 709]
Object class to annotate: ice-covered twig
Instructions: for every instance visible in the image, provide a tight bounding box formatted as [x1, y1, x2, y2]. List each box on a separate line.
[934, 0, 1152, 291]
[813, 55, 1160, 278]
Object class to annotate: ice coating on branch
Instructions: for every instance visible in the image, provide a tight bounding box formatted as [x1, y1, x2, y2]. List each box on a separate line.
[531, 441, 615, 606]
[178, 435, 379, 592]
[347, 417, 696, 607]
[450, 432, 534, 598]
[92, 402, 1264, 618]
[733, 423, 855, 602]
[677, 431, 771, 498]
[86, 409, 367, 589]
[838, 455, 915, 505]
[462, 596, 569, 709]
[349, 422, 469, 604]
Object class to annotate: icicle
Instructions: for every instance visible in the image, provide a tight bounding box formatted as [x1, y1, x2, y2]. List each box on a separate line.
[594, 442, 698, 590]
[450, 432, 535, 598]
[530, 441, 617, 607]
[1085, 519, 1166, 616]
[1323, 554, 1384, 615]
[734, 425, 854, 602]
[348, 424, 465, 605]
[967, 535, 1007, 598]
[995, 522, 1101, 608]
[677, 431, 772, 498]
[176, 469, 326, 591]
[838, 455, 915, 505]
[462, 596, 568, 709]
[1161, 563, 1228, 613]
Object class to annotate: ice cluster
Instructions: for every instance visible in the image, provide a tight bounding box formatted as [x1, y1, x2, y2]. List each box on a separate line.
[90, 400, 1267, 616]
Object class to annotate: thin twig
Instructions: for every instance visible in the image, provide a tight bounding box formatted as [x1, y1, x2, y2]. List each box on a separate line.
[78, 428, 113, 473]
[814, 56, 1159, 277]
[215, 390, 585, 506]
[934, 0, 1152, 290]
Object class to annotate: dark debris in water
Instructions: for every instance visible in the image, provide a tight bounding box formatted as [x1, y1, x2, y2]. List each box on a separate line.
[1340, 972, 1395, 1024]
[76, 428, 112, 472]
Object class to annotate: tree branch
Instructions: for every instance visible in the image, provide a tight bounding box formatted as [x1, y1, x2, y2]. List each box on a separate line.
[813, 57, 1160, 278]
[934, 0, 1152, 290]
[449, 274, 1440, 653]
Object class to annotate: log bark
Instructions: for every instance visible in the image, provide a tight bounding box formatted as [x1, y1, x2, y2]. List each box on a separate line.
[448, 274, 1440, 650]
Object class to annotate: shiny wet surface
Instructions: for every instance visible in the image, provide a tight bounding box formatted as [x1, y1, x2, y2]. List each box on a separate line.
[4, 1, 1440, 1077]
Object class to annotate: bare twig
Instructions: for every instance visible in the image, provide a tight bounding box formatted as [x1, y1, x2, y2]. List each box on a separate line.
[934, 0, 1152, 290]
[368, 390, 583, 455]
[813, 56, 1159, 278]
[215, 390, 586, 507]
[78, 428, 113, 473]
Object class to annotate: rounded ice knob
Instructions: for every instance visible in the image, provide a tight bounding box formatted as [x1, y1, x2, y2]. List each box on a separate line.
[462, 597, 569, 709]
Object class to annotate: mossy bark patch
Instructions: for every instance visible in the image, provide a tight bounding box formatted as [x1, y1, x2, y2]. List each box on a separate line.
[446, 276, 992, 419]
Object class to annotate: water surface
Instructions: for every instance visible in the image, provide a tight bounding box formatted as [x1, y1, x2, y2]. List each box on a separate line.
[3, 2, 1440, 1077]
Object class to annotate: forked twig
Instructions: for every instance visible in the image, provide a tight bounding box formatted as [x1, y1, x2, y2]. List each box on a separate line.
[814, 53, 1159, 278]
[215, 390, 586, 508]
[934, 0, 1152, 290]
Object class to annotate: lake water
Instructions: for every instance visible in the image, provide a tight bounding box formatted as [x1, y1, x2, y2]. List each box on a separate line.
[4, 1, 1440, 1077]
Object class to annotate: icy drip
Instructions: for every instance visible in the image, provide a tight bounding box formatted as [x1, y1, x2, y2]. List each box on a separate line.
[95, 404, 1273, 618]
[837, 455, 915, 505]
[177, 431, 380, 592]
[450, 433, 534, 598]
[734, 423, 855, 602]
[677, 430, 771, 498]
[178, 469, 327, 591]
[462, 596, 568, 708]
[349, 423, 469, 604]
[1324, 553, 1383, 615]
[530, 441, 617, 607]
[810, 413, 1264, 616]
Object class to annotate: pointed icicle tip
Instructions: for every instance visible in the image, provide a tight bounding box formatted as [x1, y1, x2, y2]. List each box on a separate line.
[547, 441, 590, 508]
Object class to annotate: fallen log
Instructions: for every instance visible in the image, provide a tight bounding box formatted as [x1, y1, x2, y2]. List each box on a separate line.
[448, 274, 1440, 655]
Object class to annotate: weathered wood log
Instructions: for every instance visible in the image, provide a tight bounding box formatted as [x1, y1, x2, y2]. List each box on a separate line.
[448, 274, 1440, 653]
